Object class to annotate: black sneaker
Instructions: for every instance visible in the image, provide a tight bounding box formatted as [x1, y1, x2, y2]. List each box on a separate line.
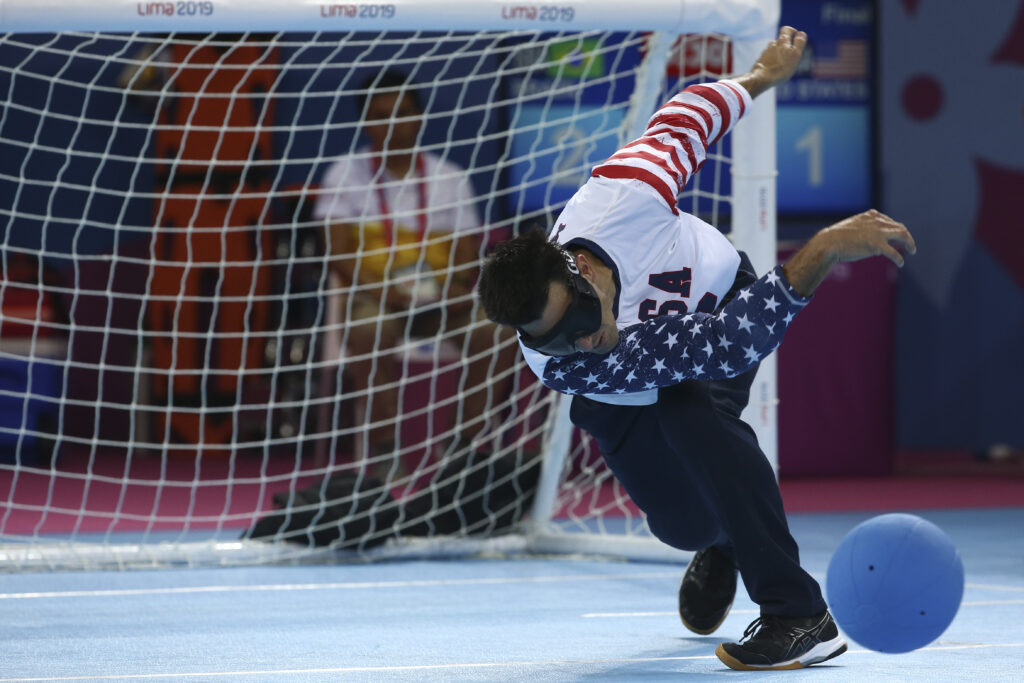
[678, 546, 737, 635]
[716, 611, 848, 670]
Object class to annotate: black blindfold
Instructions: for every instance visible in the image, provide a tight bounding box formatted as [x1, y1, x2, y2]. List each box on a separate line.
[518, 250, 603, 357]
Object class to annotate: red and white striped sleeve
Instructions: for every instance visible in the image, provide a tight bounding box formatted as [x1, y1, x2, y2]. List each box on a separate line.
[591, 79, 752, 214]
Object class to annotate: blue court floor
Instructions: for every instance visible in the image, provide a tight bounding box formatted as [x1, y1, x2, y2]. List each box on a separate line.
[1, 508, 1022, 681]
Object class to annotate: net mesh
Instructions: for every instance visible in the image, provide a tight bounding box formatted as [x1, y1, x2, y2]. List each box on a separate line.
[0, 29, 741, 570]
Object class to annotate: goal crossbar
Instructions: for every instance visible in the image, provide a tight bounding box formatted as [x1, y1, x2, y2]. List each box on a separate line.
[0, 0, 776, 36]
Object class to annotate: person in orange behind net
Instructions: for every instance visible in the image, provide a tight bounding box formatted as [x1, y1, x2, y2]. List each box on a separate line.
[120, 36, 278, 454]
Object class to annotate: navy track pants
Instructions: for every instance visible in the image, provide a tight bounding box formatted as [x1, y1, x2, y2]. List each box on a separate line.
[569, 368, 826, 617]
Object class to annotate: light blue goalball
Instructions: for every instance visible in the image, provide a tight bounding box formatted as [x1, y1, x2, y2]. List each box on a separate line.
[826, 513, 964, 654]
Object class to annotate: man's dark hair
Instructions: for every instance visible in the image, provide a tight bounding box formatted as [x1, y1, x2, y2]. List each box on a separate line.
[478, 227, 571, 327]
[357, 70, 423, 116]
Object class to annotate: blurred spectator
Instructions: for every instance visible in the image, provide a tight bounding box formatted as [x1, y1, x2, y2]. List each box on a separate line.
[313, 71, 516, 480]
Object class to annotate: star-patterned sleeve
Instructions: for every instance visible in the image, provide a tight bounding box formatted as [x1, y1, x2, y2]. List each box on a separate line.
[541, 266, 809, 395]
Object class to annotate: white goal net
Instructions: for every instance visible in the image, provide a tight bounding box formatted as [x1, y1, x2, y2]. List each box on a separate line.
[0, 0, 778, 570]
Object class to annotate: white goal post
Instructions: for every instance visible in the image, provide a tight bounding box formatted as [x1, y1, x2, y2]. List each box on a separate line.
[0, 0, 778, 569]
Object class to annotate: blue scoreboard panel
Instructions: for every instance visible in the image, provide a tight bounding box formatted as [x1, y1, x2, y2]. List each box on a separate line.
[776, 0, 874, 215]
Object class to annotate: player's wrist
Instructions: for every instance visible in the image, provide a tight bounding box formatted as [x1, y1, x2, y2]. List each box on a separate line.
[782, 233, 838, 298]
[735, 68, 775, 100]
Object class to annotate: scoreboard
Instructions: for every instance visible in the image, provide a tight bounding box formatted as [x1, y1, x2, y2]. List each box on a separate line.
[776, 0, 874, 215]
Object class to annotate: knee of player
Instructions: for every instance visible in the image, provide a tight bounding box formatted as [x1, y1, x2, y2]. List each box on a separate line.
[646, 515, 719, 551]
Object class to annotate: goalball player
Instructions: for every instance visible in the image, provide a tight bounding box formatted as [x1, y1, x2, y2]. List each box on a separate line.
[478, 26, 915, 670]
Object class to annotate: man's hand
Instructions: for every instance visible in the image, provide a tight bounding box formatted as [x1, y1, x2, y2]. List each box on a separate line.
[815, 209, 917, 267]
[735, 26, 807, 99]
[782, 210, 917, 297]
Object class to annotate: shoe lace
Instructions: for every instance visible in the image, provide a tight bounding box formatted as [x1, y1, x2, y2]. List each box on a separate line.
[740, 616, 800, 643]
[741, 616, 766, 641]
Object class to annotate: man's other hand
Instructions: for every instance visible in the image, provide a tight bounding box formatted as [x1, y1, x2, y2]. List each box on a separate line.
[783, 210, 917, 297]
[753, 26, 807, 88]
[737, 26, 807, 99]
[815, 209, 917, 268]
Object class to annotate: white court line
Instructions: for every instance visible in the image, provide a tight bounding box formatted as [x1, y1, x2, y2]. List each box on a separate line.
[582, 599, 1024, 618]
[3, 643, 1024, 682]
[583, 608, 758, 618]
[0, 571, 680, 600]
[966, 582, 1024, 592]
[3, 579, 1018, 602]
[0, 657, 723, 682]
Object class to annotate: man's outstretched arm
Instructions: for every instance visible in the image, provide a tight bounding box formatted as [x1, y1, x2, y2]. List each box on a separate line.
[539, 210, 916, 395]
[590, 26, 806, 211]
[782, 209, 916, 296]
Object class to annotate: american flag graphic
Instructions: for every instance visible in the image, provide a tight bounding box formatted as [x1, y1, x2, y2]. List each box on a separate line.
[812, 40, 869, 80]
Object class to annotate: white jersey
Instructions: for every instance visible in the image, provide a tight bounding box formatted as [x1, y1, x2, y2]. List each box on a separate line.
[520, 79, 752, 406]
[313, 147, 480, 299]
[313, 146, 480, 235]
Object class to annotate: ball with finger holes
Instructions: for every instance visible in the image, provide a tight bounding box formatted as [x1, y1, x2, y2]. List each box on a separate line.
[826, 513, 964, 653]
